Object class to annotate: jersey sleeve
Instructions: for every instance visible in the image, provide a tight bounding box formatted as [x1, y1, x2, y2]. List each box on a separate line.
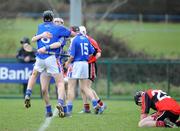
[58, 26, 71, 37]
[88, 42, 95, 55]
[141, 93, 151, 114]
[69, 38, 76, 57]
[88, 36, 101, 53]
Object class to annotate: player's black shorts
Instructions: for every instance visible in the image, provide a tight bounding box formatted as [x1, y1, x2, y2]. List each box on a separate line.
[156, 111, 179, 123]
[88, 62, 97, 82]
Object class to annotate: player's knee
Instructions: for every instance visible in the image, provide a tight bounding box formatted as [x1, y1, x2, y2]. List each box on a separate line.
[32, 70, 38, 77]
[41, 88, 48, 95]
[138, 121, 144, 127]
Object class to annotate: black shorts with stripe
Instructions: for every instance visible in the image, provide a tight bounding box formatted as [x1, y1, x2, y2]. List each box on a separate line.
[88, 62, 97, 82]
[156, 111, 179, 123]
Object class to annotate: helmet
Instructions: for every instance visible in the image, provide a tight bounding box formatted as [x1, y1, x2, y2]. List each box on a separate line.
[43, 10, 54, 22]
[134, 91, 144, 105]
[20, 37, 30, 44]
[79, 26, 87, 35]
[70, 26, 79, 32]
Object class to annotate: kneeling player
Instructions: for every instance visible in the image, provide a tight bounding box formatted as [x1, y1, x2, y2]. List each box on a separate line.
[134, 89, 180, 128]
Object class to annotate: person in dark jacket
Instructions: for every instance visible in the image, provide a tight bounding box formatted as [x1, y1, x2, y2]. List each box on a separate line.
[16, 37, 35, 97]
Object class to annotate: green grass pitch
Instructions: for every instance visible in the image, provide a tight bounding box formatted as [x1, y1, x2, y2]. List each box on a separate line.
[0, 99, 176, 131]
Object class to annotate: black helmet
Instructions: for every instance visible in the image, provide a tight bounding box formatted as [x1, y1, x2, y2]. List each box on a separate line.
[20, 37, 30, 44]
[43, 10, 54, 22]
[134, 91, 144, 105]
[70, 26, 80, 32]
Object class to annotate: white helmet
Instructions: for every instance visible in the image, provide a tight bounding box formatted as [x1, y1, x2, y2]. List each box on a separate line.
[79, 26, 87, 36]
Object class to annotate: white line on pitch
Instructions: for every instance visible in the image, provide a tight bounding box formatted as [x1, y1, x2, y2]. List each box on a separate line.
[38, 108, 58, 131]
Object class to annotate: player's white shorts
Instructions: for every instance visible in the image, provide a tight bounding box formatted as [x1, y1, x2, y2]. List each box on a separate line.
[68, 61, 88, 79]
[34, 55, 61, 74]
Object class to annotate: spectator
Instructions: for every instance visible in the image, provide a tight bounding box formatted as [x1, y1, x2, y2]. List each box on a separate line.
[16, 37, 35, 97]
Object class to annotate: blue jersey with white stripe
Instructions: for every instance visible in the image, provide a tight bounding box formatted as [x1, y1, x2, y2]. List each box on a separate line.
[36, 22, 71, 59]
[70, 34, 95, 62]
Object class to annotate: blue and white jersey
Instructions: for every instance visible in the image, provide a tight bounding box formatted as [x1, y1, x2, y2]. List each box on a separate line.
[55, 37, 67, 59]
[36, 22, 71, 59]
[69, 34, 95, 62]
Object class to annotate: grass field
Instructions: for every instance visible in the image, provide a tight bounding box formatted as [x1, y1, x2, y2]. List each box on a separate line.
[0, 99, 178, 131]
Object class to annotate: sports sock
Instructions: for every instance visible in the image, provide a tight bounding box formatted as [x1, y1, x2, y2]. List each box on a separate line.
[67, 101, 73, 113]
[46, 105, 52, 113]
[25, 89, 32, 97]
[84, 103, 90, 111]
[92, 99, 98, 108]
[156, 121, 165, 127]
[97, 99, 103, 106]
[63, 105, 67, 114]
[58, 99, 64, 106]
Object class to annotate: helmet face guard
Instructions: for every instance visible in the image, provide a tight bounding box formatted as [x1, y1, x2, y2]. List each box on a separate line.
[43, 10, 54, 22]
[134, 91, 143, 105]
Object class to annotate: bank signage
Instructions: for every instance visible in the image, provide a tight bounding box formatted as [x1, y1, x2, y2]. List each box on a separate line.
[0, 63, 34, 83]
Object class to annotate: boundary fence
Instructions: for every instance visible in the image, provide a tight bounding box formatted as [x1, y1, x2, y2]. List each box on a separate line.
[0, 58, 180, 100]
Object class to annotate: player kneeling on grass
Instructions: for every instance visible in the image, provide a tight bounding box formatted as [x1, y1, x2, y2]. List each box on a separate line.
[134, 89, 180, 128]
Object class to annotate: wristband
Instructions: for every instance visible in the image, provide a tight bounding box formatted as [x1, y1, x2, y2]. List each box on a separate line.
[45, 45, 50, 50]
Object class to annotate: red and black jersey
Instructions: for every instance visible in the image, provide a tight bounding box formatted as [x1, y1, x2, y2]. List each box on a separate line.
[87, 35, 101, 63]
[141, 89, 180, 115]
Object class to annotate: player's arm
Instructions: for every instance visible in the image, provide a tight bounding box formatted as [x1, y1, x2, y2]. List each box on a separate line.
[31, 32, 52, 42]
[95, 52, 101, 60]
[64, 56, 74, 68]
[64, 38, 75, 68]
[37, 37, 64, 53]
[140, 93, 151, 120]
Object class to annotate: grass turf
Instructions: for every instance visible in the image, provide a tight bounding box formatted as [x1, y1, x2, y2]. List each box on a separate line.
[0, 99, 177, 131]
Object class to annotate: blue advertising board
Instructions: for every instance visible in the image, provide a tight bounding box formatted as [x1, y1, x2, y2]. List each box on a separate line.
[0, 63, 54, 84]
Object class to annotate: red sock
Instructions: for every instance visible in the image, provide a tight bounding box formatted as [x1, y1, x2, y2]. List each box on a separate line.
[84, 104, 90, 111]
[97, 99, 103, 106]
[156, 121, 165, 127]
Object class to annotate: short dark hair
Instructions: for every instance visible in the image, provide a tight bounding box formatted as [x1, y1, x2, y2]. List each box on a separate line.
[20, 37, 30, 44]
[134, 91, 143, 105]
[43, 10, 54, 22]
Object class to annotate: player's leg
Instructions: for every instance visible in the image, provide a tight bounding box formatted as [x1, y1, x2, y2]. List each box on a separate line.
[46, 55, 65, 118]
[53, 72, 65, 118]
[24, 58, 44, 108]
[156, 111, 179, 128]
[24, 69, 39, 108]
[66, 79, 77, 114]
[87, 62, 106, 114]
[40, 72, 52, 117]
[79, 79, 99, 114]
[79, 88, 91, 113]
[138, 115, 157, 127]
[139, 111, 178, 128]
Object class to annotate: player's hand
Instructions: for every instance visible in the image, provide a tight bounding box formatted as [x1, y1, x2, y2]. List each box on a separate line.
[41, 32, 52, 38]
[64, 61, 69, 69]
[88, 56, 97, 63]
[37, 47, 46, 54]
[24, 56, 31, 62]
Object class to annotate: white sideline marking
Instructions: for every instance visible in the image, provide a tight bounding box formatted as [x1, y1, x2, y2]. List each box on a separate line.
[38, 108, 58, 131]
